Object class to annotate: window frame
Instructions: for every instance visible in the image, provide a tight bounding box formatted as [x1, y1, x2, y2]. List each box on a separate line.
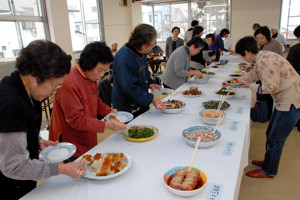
[142, 0, 231, 42]
[0, 0, 50, 61]
[280, 0, 299, 40]
[67, 0, 105, 53]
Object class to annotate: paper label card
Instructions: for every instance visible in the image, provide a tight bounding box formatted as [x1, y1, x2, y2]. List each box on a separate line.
[207, 183, 224, 200]
[223, 141, 236, 156]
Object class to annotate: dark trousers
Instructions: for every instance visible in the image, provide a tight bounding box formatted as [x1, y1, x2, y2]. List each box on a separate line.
[262, 105, 300, 176]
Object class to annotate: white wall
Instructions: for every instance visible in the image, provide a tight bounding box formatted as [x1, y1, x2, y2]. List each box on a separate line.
[231, 0, 282, 46]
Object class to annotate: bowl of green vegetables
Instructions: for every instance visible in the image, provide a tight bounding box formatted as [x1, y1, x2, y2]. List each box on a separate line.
[123, 125, 158, 142]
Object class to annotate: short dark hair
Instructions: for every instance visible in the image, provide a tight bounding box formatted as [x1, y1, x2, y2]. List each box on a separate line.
[128, 24, 157, 51]
[235, 36, 259, 56]
[191, 20, 199, 27]
[186, 36, 205, 48]
[252, 23, 260, 29]
[192, 26, 204, 36]
[254, 26, 272, 42]
[294, 25, 300, 38]
[79, 41, 114, 71]
[171, 26, 180, 33]
[15, 40, 71, 84]
[220, 28, 230, 37]
[205, 34, 216, 43]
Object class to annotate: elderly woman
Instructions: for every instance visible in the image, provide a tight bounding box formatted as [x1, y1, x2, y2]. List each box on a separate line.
[165, 26, 184, 60]
[209, 28, 232, 61]
[0, 40, 87, 199]
[162, 36, 205, 90]
[49, 42, 126, 161]
[254, 26, 283, 56]
[112, 24, 166, 118]
[236, 36, 300, 178]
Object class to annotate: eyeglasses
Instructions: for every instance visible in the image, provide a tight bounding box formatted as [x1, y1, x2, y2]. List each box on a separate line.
[48, 79, 62, 90]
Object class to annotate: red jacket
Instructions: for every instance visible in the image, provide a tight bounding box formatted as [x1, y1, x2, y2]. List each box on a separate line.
[49, 66, 112, 158]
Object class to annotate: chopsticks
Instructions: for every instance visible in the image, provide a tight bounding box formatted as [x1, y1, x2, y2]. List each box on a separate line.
[188, 93, 228, 171]
[217, 92, 230, 111]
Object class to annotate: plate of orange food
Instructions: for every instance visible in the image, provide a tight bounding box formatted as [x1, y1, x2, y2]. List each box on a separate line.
[82, 152, 132, 180]
[181, 87, 202, 98]
[104, 111, 133, 123]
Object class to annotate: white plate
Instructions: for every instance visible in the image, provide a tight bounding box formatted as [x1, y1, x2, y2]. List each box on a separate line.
[39, 142, 76, 163]
[83, 153, 132, 180]
[104, 111, 133, 123]
[154, 88, 173, 96]
[181, 92, 202, 98]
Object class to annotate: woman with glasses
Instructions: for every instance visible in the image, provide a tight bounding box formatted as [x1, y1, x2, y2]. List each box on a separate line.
[49, 42, 126, 162]
[112, 24, 166, 118]
[0, 40, 87, 199]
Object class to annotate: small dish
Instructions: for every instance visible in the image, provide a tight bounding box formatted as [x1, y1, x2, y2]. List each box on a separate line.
[39, 142, 76, 163]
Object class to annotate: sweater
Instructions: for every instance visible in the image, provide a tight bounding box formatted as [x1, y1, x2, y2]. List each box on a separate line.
[112, 43, 155, 114]
[49, 66, 112, 158]
[261, 39, 283, 56]
[162, 46, 191, 89]
[0, 71, 43, 198]
[240, 51, 300, 111]
[165, 37, 184, 57]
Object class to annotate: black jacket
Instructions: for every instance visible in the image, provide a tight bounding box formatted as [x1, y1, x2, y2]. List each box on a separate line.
[0, 71, 42, 199]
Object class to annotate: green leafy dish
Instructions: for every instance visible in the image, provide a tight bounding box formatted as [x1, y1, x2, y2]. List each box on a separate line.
[202, 100, 230, 110]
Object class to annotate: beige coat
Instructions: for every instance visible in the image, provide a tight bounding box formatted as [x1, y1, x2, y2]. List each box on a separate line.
[241, 51, 300, 111]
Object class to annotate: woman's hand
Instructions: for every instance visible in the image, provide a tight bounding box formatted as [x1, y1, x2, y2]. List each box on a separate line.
[152, 98, 166, 110]
[111, 109, 118, 114]
[39, 138, 58, 150]
[59, 161, 87, 179]
[105, 121, 127, 131]
[188, 70, 203, 77]
[238, 81, 250, 88]
[149, 83, 161, 91]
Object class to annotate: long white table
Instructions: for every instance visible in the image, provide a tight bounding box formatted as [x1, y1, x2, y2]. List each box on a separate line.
[22, 55, 251, 200]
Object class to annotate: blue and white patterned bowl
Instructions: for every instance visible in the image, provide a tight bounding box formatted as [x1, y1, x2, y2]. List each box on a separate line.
[182, 126, 221, 148]
[199, 109, 226, 125]
[219, 60, 229, 65]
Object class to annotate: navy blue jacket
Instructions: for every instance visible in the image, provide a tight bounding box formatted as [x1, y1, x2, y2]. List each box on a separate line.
[112, 44, 155, 114]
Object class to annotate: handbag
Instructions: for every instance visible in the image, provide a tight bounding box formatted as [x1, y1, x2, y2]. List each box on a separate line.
[250, 84, 269, 122]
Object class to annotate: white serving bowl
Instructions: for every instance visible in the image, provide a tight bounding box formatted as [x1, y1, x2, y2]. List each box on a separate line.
[199, 109, 226, 125]
[182, 126, 221, 148]
[194, 76, 209, 84]
[162, 101, 186, 114]
[163, 166, 207, 197]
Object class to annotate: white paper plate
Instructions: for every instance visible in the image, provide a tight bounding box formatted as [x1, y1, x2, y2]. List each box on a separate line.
[154, 88, 173, 96]
[39, 142, 76, 163]
[83, 153, 132, 180]
[104, 111, 134, 123]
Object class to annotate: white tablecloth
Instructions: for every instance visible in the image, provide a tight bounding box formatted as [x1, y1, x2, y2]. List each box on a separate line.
[22, 55, 251, 200]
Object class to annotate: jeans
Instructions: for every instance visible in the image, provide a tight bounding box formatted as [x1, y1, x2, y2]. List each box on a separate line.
[261, 104, 300, 176]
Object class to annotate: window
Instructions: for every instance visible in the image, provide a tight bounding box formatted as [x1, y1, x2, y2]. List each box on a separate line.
[67, 0, 104, 52]
[0, 0, 48, 61]
[142, 0, 231, 42]
[280, 0, 300, 39]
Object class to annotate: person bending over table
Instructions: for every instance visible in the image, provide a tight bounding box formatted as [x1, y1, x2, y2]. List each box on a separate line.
[0, 40, 87, 199]
[112, 24, 166, 118]
[162, 36, 205, 90]
[49, 42, 126, 162]
[236, 36, 300, 178]
[209, 28, 232, 61]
